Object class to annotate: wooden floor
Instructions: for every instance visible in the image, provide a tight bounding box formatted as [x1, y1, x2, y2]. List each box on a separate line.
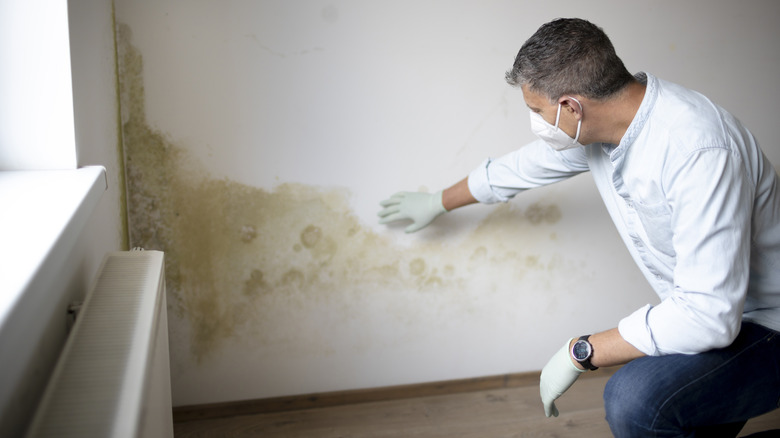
[174, 373, 780, 437]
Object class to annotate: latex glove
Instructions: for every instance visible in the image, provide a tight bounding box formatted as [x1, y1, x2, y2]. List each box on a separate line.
[540, 338, 586, 417]
[377, 191, 447, 233]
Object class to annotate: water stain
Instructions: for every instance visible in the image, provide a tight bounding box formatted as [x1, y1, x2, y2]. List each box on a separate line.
[470, 246, 488, 262]
[409, 258, 426, 276]
[243, 269, 268, 296]
[116, 23, 568, 362]
[240, 225, 257, 243]
[281, 269, 305, 288]
[300, 225, 322, 248]
[524, 203, 562, 225]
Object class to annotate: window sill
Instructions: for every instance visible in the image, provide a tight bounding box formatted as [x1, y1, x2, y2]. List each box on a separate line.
[0, 166, 107, 329]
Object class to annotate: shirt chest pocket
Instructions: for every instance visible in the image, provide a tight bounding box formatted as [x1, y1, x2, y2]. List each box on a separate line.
[633, 200, 676, 258]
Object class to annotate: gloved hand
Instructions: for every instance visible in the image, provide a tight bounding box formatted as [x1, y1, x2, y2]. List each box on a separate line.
[540, 338, 586, 417]
[377, 191, 447, 233]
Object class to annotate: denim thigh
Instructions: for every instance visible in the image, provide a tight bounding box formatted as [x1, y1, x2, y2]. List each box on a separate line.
[603, 322, 780, 438]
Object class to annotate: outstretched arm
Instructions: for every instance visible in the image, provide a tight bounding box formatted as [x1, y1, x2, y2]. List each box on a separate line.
[379, 138, 590, 233]
[441, 177, 478, 211]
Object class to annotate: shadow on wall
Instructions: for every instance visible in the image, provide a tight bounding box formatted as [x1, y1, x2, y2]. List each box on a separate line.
[116, 23, 568, 364]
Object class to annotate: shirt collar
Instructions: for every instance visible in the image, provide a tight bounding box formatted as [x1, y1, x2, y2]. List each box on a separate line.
[617, 72, 657, 149]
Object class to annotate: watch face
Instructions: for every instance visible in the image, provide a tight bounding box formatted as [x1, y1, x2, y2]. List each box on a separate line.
[572, 340, 592, 361]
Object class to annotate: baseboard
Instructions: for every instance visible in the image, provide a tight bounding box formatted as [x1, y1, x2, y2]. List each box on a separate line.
[172, 367, 617, 423]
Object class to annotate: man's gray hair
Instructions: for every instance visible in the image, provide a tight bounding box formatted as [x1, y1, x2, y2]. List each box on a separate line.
[506, 18, 634, 101]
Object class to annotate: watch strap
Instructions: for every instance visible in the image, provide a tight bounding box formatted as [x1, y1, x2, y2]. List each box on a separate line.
[574, 335, 599, 371]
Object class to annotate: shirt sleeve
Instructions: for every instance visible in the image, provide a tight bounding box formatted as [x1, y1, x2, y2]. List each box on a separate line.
[618, 147, 752, 356]
[467, 139, 590, 204]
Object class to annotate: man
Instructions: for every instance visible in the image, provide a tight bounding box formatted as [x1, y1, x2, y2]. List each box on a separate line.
[378, 18, 780, 436]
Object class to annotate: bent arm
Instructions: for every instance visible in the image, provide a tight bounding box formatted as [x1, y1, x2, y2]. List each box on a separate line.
[571, 328, 645, 370]
[620, 149, 752, 355]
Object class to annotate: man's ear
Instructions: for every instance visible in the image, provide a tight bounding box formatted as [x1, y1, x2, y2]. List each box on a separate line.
[558, 96, 584, 120]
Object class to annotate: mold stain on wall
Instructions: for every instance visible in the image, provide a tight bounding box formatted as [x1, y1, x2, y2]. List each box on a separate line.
[117, 24, 570, 363]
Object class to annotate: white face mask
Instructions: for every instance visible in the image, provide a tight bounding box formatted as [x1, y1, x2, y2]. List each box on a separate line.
[529, 97, 584, 151]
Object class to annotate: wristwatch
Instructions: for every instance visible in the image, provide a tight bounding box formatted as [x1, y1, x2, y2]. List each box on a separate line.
[571, 335, 598, 370]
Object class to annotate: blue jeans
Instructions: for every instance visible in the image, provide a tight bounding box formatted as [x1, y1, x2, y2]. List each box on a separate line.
[604, 322, 780, 437]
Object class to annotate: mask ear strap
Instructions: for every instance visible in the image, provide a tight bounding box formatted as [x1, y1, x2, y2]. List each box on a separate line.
[567, 96, 583, 143]
[574, 119, 582, 143]
[554, 103, 562, 129]
[568, 96, 583, 112]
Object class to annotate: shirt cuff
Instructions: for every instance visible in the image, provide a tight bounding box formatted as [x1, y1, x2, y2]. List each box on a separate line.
[467, 158, 507, 204]
[618, 304, 660, 356]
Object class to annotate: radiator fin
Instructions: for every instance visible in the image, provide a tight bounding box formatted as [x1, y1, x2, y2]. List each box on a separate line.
[25, 251, 168, 438]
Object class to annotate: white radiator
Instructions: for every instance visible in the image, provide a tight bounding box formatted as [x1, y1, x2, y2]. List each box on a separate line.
[25, 250, 173, 438]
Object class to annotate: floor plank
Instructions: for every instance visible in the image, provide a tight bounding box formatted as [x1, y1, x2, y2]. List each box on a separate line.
[740, 409, 780, 436]
[174, 375, 780, 437]
[175, 377, 610, 437]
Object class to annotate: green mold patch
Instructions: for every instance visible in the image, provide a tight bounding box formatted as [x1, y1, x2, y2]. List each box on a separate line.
[116, 23, 565, 362]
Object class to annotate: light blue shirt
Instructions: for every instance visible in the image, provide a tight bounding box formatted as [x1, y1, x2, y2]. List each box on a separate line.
[468, 72, 780, 356]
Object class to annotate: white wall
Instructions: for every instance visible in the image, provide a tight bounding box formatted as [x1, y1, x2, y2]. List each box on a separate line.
[114, 0, 780, 406]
